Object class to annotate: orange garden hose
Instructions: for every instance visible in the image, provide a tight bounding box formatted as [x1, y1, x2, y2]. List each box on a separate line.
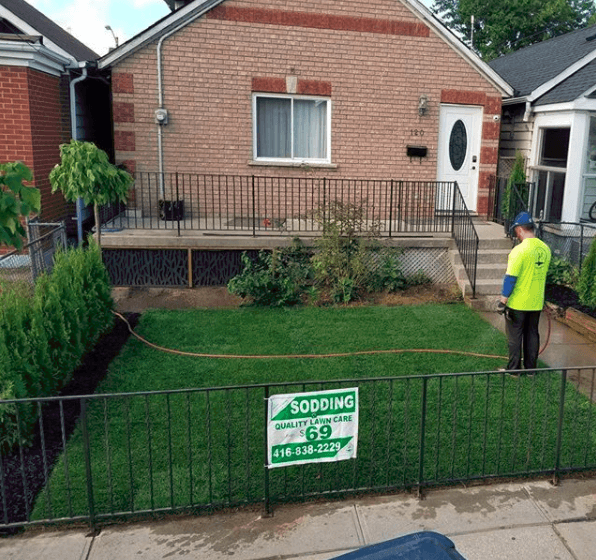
[112, 307, 552, 361]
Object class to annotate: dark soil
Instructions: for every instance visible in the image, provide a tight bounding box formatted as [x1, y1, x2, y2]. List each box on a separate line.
[546, 284, 596, 320]
[0, 313, 139, 532]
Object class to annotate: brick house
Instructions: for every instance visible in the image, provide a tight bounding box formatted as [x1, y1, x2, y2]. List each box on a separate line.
[99, 0, 512, 217]
[0, 0, 110, 241]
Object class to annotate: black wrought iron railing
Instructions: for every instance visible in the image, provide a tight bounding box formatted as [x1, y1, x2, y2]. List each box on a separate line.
[2, 367, 596, 530]
[451, 182, 479, 298]
[99, 173, 458, 237]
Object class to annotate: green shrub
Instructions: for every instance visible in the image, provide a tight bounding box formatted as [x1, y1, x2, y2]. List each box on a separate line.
[0, 241, 113, 451]
[547, 257, 579, 289]
[367, 251, 408, 293]
[311, 200, 380, 303]
[578, 238, 596, 309]
[406, 270, 432, 288]
[228, 238, 313, 306]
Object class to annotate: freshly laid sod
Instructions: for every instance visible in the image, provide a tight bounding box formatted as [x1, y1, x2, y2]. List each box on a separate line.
[32, 304, 596, 521]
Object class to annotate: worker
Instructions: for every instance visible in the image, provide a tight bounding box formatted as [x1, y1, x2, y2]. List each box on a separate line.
[498, 212, 551, 372]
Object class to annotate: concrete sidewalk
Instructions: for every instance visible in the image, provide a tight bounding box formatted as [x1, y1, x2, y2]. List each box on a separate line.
[2, 477, 596, 560]
[3, 310, 596, 560]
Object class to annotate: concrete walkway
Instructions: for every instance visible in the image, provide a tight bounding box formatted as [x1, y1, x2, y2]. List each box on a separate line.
[3, 311, 596, 560]
[2, 476, 596, 560]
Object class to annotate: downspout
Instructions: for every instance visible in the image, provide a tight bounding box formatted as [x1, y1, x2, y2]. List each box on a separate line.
[523, 100, 533, 122]
[70, 66, 88, 246]
[155, 1, 221, 196]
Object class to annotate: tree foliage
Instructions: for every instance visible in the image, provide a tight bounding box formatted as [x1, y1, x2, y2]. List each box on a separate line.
[432, 0, 595, 60]
[0, 162, 40, 249]
[50, 141, 133, 248]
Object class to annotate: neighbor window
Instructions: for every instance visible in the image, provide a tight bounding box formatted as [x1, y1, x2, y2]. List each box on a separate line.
[253, 94, 331, 163]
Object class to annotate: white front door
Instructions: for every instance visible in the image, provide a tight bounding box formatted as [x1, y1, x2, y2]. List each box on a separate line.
[437, 105, 483, 212]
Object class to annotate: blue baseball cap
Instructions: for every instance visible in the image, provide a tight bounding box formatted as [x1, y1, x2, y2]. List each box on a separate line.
[509, 211, 534, 234]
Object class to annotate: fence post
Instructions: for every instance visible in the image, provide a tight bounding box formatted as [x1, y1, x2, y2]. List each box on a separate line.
[451, 182, 457, 235]
[80, 398, 96, 530]
[580, 224, 584, 272]
[389, 180, 394, 238]
[417, 377, 428, 498]
[263, 385, 272, 517]
[252, 176, 256, 237]
[175, 172, 181, 237]
[553, 369, 567, 486]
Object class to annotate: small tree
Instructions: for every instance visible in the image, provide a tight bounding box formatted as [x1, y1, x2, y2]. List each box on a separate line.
[0, 162, 40, 249]
[49, 141, 133, 248]
[502, 151, 527, 224]
[578, 237, 596, 309]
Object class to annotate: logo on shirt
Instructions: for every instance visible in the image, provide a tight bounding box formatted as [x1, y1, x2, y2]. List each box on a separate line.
[535, 247, 548, 268]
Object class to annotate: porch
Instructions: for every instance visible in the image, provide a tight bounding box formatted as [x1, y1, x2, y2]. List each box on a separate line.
[97, 173, 493, 298]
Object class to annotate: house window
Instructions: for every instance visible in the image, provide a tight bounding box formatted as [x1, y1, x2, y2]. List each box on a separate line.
[581, 116, 596, 221]
[531, 128, 569, 222]
[253, 94, 331, 163]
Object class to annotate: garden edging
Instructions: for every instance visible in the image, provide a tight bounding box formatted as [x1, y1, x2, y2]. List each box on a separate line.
[546, 302, 596, 344]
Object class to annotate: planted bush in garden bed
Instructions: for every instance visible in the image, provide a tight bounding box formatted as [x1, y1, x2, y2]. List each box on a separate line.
[0, 242, 114, 451]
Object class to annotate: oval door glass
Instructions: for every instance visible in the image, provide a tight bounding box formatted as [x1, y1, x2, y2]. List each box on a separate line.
[449, 120, 467, 171]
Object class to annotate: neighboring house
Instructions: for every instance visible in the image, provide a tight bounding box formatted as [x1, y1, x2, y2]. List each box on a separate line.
[489, 25, 596, 224]
[99, 0, 512, 217]
[0, 0, 110, 240]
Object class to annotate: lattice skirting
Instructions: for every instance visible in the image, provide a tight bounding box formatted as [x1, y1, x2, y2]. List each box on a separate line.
[103, 247, 454, 287]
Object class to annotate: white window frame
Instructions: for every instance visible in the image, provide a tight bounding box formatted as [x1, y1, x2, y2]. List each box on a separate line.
[252, 93, 332, 165]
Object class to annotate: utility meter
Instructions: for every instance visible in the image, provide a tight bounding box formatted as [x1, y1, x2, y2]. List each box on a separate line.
[155, 108, 169, 125]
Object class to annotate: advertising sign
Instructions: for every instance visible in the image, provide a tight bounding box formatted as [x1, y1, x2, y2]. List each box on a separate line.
[267, 388, 358, 468]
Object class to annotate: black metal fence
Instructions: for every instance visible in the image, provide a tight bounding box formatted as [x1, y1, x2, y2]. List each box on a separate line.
[0, 222, 66, 288]
[2, 367, 596, 530]
[100, 173, 458, 237]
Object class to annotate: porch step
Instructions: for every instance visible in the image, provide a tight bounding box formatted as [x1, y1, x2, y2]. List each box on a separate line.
[455, 262, 507, 281]
[449, 221, 511, 306]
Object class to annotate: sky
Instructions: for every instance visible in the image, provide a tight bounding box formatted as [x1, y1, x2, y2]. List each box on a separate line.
[26, 0, 436, 57]
[27, 0, 171, 56]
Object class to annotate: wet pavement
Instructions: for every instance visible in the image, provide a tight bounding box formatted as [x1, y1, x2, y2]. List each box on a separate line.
[3, 476, 596, 559]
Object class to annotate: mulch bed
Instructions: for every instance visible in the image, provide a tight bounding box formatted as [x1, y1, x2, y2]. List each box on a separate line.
[0, 313, 139, 532]
[545, 285, 596, 320]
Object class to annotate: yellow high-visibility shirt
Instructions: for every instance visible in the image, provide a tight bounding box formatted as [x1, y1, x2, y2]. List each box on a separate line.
[506, 237, 551, 311]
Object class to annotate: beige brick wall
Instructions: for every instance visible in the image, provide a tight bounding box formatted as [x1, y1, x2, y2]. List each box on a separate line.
[112, 0, 502, 212]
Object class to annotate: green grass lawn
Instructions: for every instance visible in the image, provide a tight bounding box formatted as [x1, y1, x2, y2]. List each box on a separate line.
[32, 304, 596, 521]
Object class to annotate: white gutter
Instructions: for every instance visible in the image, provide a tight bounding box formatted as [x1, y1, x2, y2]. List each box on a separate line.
[0, 39, 71, 76]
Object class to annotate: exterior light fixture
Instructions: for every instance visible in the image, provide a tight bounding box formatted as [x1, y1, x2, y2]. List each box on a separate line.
[418, 95, 429, 117]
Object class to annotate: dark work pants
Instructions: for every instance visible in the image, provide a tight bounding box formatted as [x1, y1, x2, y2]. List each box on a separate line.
[505, 308, 541, 370]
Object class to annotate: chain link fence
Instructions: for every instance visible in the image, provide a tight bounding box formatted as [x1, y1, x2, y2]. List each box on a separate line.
[0, 222, 66, 289]
[537, 222, 596, 270]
